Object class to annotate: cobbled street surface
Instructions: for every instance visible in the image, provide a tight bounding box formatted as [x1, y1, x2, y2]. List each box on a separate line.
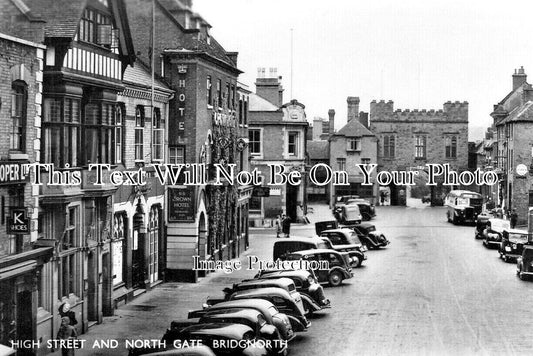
[63, 203, 533, 356]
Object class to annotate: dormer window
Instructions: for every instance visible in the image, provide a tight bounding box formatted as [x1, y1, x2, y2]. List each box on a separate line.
[78, 7, 117, 48]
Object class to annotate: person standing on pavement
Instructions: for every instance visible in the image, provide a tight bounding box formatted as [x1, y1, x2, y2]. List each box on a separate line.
[57, 316, 77, 356]
[282, 215, 291, 238]
[510, 208, 518, 229]
[275, 215, 282, 238]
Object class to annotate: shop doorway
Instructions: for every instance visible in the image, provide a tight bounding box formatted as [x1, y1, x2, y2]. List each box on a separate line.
[16, 290, 33, 355]
[87, 251, 98, 323]
[286, 184, 298, 221]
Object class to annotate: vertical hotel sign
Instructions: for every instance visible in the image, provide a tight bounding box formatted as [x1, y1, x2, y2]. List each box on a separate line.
[176, 64, 187, 143]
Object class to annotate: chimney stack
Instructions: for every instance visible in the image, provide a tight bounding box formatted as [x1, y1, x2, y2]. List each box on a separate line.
[328, 109, 335, 134]
[512, 66, 527, 90]
[347, 97, 360, 122]
[255, 67, 284, 106]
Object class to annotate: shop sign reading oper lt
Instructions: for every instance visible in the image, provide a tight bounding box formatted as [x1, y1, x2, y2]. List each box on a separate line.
[0, 162, 31, 234]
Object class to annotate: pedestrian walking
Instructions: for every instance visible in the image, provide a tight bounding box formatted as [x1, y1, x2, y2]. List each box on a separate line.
[380, 191, 386, 205]
[56, 316, 77, 356]
[58, 302, 77, 327]
[510, 208, 518, 229]
[282, 215, 291, 238]
[275, 215, 282, 238]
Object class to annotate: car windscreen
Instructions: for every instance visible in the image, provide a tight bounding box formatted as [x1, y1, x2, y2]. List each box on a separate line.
[348, 231, 362, 244]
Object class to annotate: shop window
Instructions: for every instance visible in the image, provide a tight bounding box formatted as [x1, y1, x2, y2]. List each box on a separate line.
[148, 207, 160, 283]
[112, 213, 126, 286]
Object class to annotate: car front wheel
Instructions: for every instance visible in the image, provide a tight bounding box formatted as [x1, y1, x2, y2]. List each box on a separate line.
[328, 271, 343, 287]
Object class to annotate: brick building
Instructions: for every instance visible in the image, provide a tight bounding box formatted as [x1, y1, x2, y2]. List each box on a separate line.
[1, 0, 137, 352]
[126, 0, 251, 282]
[112, 62, 173, 306]
[370, 99, 469, 205]
[0, 28, 49, 353]
[248, 69, 308, 223]
[329, 97, 378, 205]
[492, 67, 533, 224]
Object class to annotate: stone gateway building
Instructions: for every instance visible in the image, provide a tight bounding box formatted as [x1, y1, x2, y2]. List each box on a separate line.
[370, 100, 469, 205]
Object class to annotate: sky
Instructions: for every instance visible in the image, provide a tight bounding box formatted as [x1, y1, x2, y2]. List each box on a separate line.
[195, 0, 533, 141]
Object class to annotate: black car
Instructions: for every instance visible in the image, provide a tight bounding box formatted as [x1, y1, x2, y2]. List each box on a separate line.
[474, 212, 492, 239]
[499, 229, 530, 263]
[347, 222, 390, 249]
[517, 246, 533, 281]
[282, 249, 353, 287]
[254, 269, 330, 313]
[346, 198, 376, 221]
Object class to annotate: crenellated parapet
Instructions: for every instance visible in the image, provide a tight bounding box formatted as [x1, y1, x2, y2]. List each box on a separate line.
[371, 100, 468, 122]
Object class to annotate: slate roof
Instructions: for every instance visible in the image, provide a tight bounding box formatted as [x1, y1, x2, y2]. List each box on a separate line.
[307, 140, 329, 160]
[25, 0, 85, 38]
[334, 118, 375, 137]
[503, 101, 533, 123]
[123, 61, 171, 92]
[249, 93, 279, 112]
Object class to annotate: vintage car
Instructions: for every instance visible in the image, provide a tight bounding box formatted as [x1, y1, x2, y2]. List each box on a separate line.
[333, 203, 362, 225]
[282, 249, 353, 286]
[347, 222, 390, 249]
[254, 270, 330, 313]
[227, 288, 310, 332]
[132, 346, 217, 356]
[345, 198, 376, 220]
[482, 218, 510, 249]
[205, 278, 303, 310]
[273, 236, 366, 268]
[517, 246, 533, 281]
[500, 229, 530, 262]
[475, 212, 493, 239]
[163, 323, 269, 356]
[445, 190, 483, 224]
[188, 299, 294, 341]
[198, 309, 287, 355]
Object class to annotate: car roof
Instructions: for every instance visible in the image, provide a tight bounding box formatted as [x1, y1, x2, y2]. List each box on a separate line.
[237, 278, 294, 288]
[202, 308, 261, 320]
[258, 269, 310, 279]
[289, 248, 340, 255]
[506, 229, 528, 235]
[274, 236, 326, 244]
[180, 322, 253, 338]
[210, 299, 277, 311]
[143, 346, 216, 356]
[232, 287, 291, 298]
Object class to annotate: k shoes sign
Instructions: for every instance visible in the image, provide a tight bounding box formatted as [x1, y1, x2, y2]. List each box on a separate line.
[7, 208, 30, 234]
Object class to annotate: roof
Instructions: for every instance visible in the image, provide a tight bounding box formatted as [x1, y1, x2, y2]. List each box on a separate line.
[249, 93, 279, 112]
[25, 0, 84, 38]
[334, 118, 374, 137]
[502, 101, 533, 124]
[307, 141, 329, 160]
[123, 61, 171, 92]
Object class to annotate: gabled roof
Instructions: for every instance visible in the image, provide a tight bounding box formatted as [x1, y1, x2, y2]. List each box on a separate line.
[334, 118, 374, 137]
[25, 0, 135, 64]
[249, 93, 279, 112]
[502, 101, 533, 124]
[307, 141, 329, 160]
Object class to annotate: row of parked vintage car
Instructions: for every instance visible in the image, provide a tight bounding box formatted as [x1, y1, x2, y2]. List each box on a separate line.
[129, 202, 389, 356]
[475, 212, 533, 280]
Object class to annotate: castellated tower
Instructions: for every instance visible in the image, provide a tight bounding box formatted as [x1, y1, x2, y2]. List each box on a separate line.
[369, 99, 469, 187]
